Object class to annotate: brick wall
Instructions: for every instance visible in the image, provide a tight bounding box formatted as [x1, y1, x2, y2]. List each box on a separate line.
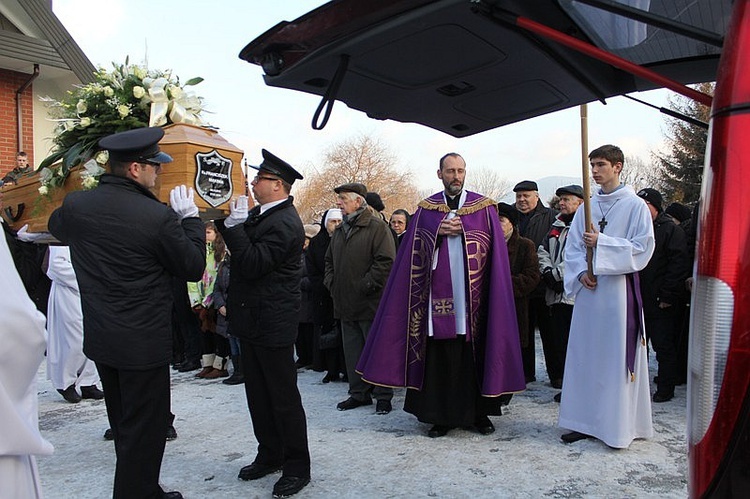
[0, 68, 34, 177]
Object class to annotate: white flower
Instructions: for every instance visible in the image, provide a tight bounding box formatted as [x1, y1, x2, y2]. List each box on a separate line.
[133, 66, 147, 80]
[38, 185, 49, 196]
[168, 85, 184, 100]
[103, 86, 114, 97]
[76, 99, 87, 114]
[82, 176, 99, 190]
[95, 150, 109, 164]
[117, 104, 131, 118]
[132, 86, 146, 99]
[79, 117, 91, 128]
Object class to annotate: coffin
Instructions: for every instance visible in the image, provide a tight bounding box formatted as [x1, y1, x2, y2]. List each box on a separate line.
[1, 124, 248, 232]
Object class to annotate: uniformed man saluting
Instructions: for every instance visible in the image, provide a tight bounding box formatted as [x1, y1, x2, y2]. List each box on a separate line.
[49, 127, 206, 499]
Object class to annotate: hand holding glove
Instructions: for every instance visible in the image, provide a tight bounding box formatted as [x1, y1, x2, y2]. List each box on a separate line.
[224, 195, 249, 228]
[170, 185, 199, 219]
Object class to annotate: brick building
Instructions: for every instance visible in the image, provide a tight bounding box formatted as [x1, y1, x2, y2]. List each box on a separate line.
[0, 0, 93, 177]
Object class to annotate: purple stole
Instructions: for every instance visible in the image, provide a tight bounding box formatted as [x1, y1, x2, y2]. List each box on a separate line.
[625, 272, 645, 381]
[356, 191, 526, 397]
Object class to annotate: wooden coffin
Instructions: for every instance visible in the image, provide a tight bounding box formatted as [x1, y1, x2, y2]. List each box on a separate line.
[1, 123, 248, 232]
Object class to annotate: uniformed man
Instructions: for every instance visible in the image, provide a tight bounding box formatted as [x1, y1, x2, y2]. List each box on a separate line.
[48, 127, 205, 499]
[217, 149, 311, 498]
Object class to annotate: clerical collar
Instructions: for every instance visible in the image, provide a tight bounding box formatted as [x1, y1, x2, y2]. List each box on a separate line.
[444, 191, 464, 210]
[259, 197, 288, 214]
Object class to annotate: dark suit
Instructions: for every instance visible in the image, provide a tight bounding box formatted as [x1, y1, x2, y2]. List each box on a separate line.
[218, 196, 310, 478]
[48, 174, 205, 498]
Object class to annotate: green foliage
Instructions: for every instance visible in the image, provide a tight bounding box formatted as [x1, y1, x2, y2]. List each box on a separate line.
[654, 82, 713, 204]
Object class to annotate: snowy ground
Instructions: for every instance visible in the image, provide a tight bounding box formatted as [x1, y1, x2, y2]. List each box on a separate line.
[36, 337, 688, 498]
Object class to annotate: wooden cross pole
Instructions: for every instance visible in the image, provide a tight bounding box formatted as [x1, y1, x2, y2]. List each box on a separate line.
[580, 104, 594, 279]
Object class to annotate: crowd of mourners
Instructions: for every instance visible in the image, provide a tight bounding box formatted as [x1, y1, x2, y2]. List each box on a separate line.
[1, 137, 696, 498]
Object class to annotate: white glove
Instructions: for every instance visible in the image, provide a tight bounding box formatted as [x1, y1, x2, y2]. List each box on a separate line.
[224, 195, 249, 228]
[170, 185, 199, 219]
[16, 224, 51, 243]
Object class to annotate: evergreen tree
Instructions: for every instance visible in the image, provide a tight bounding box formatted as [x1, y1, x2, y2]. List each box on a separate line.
[654, 82, 713, 204]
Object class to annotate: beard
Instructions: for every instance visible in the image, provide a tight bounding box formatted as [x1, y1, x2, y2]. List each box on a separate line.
[444, 180, 463, 196]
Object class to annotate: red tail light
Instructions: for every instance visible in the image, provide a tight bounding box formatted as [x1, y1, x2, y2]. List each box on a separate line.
[688, 1, 750, 496]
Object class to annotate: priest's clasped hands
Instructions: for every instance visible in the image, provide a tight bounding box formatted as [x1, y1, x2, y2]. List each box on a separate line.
[438, 215, 463, 236]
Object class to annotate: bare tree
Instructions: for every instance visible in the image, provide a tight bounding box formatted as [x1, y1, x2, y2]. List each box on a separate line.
[465, 166, 512, 201]
[621, 154, 662, 193]
[294, 135, 422, 223]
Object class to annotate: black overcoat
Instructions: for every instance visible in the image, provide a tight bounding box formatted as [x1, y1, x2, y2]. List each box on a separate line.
[218, 197, 304, 347]
[48, 174, 206, 369]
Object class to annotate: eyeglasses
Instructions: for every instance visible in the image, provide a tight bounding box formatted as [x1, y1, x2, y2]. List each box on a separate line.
[253, 175, 280, 183]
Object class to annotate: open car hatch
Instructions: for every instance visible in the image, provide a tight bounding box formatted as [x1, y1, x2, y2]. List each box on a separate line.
[239, 0, 730, 137]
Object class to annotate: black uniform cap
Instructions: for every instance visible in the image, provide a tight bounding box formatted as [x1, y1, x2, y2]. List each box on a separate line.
[98, 127, 173, 164]
[249, 149, 303, 185]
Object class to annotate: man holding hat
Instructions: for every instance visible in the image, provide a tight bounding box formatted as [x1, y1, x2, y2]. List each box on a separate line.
[513, 180, 558, 385]
[636, 187, 689, 403]
[48, 126, 206, 499]
[537, 185, 584, 400]
[324, 182, 396, 414]
[217, 149, 311, 498]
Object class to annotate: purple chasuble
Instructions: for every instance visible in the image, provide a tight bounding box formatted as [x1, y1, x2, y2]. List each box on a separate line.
[356, 191, 525, 396]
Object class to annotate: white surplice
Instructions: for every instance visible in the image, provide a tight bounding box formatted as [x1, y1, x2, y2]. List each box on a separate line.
[45, 246, 98, 391]
[559, 185, 655, 448]
[0, 233, 53, 498]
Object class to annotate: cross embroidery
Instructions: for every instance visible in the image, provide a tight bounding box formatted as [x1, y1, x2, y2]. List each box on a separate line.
[432, 299, 454, 316]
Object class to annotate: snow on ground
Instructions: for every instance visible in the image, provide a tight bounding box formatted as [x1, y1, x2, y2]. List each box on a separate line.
[36, 338, 687, 498]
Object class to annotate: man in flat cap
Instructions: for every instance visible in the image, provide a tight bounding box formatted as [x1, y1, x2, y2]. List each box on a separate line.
[324, 182, 395, 414]
[357, 153, 524, 438]
[513, 180, 558, 386]
[48, 126, 206, 499]
[537, 185, 584, 402]
[217, 149, 311, 498]
[636, 187, 689, 403]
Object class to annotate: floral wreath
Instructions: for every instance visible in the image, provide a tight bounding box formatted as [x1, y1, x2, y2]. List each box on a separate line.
[38, 58, 206, 195]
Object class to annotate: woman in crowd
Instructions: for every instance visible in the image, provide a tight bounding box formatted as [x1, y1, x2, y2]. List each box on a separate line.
[497, 202, 540, 404]
[190, 222, 229, 379]
[306, 208, 346, 383]
[389, 209, 410, 248]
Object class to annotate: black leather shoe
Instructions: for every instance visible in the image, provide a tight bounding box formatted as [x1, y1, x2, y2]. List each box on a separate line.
[652, 390, 674, 403]
[475, 416, 495, 435]
[375, 400, 392, 415]
[223, 373, 245, 385]
[550, 378, 563, 389]
[238, 462, 283, 481]
[273, 475, 310, 498]
[58, 385, 81, 403]
[336, 397, 372, 411]
[103, 428, 114, 441]
[561, 431, 592, 443]
[81, 385, 104, 400]
[427, 425, 453, 438]
[166, 425, 178, 441]
[162, 491, 183, 499]
[177, 359, 201, 372]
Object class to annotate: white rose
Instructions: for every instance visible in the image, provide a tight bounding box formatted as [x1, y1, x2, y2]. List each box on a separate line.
[168, 85, 184, 100]
[132, 86, 146, 99]
[134, 66, 147, 80]
[79, 117, 91, 128]
[103, 86, 115, 97]
[95, 150, 109, 164]
[117, 104, 131, 118]
[38, 185, 49, 196]
[82, 176, 98, 190]
[76, 99, 87, 114]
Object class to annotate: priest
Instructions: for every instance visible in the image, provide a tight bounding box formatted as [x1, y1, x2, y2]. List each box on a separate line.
[356, 152, 525, 438]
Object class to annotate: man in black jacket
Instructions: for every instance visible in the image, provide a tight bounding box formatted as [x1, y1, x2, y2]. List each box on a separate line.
[218, 149, 311, 498]
[636, 188, 689, 403]
[513, 180, 558, 385]
[48, 127, 205, 499]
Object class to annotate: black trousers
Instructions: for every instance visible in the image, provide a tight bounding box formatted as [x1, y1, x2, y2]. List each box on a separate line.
[240, 340, 311, 478]
[522, 297, 555, 381]
[97, 362, 170, 499]
[549, 303, 574, 379]
[645, 306, 680, 391]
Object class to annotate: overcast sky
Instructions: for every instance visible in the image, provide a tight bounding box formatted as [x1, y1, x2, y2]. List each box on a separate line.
[53, 0, 674, 191]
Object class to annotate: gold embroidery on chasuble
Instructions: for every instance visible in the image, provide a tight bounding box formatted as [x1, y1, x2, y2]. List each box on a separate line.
[407, 227, 434, 365]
